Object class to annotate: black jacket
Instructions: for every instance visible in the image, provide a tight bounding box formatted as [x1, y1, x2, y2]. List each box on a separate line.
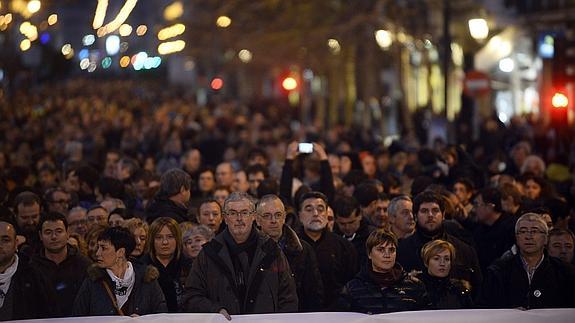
[397, 225, 482, 296]
[145, 197, 190, 223]
[480, 253, 575, 309]
[0, 254, 54, 321]
[338, 264, 430, 314]
[334, 218, 372, 268]
[30, 245, 92, 317]
[279, 159, 335, 207]
[145, 255, 192, 312]
[183, 228, 298, 314]
[299, 228, 358, 309]
[73, 263, 167, 316]
[417, 272, 473, 309]
[279, 225, 324, 311]
[472, 213, 517, 275]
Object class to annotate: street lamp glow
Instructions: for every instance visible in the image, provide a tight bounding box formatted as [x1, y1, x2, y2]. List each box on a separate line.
[83, 34, 95, 46]
[238, 49, 252, 63]
[375, 29, 393, 49]
[282, 77, 298, 91]
[20, 39, 31, 51]
[468, 18, 489, 41]
[119, 24, 132, 36]
[136, 25, 147, 36]
[105, 35, 120, 55]
[216, 16, 231, 28]
[27, 0, 41, 14]
[47, 14, 58, 25]
[552, 93, 569, 108]
[61, 44, 72, 55]
[499, 57, 514, 73]
[327, 38, 341, 54]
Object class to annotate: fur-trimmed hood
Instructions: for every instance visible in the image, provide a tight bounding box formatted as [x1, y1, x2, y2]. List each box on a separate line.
[281, 225, 303, 254]
[87, 262, 159, 283]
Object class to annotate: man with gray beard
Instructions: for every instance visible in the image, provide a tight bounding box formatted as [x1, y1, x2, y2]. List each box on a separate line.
[297, 191, 357, 309]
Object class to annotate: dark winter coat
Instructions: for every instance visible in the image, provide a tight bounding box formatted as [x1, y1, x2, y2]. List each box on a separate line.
[299, 228, 358, 309]
[472, 213, 517, 275]
[183, 228, 298, 314]
[334, 218, 373, 268]
[397, 226, 482, 296]
[30, 245, 92, 317]
[480, 253, 575, 309]
[418, 272, 473, 309]
[0, 255, 54, 321]
[279, 225, 324, 311]
[145, 197, 190, 223]
[73, 263, 167, 316]
[338, 264, 430, 314]
[145, 255, 192, 312]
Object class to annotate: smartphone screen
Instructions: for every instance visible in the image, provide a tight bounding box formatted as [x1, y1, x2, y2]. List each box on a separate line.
[298, 143, 313, 154]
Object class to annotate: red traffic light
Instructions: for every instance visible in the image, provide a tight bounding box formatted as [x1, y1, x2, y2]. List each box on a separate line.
[552, 92, 568, 108]
[282, 77, 298, 91]
[211, 77, 224, 90]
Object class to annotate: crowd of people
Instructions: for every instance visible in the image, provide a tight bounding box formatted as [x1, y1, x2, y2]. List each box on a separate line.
[0, 79, 574, 320]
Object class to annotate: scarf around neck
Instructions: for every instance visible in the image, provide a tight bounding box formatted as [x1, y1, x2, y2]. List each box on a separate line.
[0, 255, 19, 308]
[106, 261, 135, 309]
[369, 264, 403, 289]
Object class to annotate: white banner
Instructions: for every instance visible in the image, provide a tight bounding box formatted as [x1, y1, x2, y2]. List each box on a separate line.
[13, 309, 575, 323]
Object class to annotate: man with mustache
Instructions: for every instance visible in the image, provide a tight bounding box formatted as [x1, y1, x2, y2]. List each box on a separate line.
[297, 191, 358, 309]
[184, 192, 297, 320]
[397, 191, 482, 297]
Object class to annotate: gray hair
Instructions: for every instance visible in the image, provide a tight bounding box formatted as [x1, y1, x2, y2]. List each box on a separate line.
[159, 168, 191, 197]
[515, 212, 549, 235]
[388, 195, 412, 217]
[183, 224, 214, 242]
[256, 194, 284, 215]
[223, 191, 256, 213]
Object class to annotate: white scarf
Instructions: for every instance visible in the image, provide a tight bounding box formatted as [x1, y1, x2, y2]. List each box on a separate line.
[0, 255, 19, 308]
[106, 261, 135, 309]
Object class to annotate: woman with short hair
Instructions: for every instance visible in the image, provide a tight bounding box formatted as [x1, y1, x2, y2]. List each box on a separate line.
[123, 218, 149, 261]
[73, 227, 166, 316]
[418, 240, 473, 309]
[182, 224, 214, 260]
[338, 230, 429, 314]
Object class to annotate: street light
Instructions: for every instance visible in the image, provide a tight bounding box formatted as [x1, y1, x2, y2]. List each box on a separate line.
[468, 18, 489, 41]
[27, 0, 41, 14]
[375, 29, 392, 49]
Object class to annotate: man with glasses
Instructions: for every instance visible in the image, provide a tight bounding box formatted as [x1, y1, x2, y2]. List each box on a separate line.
[66, 207, 88, 238]
[184, 192, 297, 320]
[44, 187, 71, 215]
[481, 212, 575, 308]
[256, 194, 324, 311]
[397, 191, 482, 296]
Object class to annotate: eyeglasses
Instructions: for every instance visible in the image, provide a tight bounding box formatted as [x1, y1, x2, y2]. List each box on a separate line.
[225, 210, 254, 218]
[516, 229, 546, 236]
[259, 212, 285, 221]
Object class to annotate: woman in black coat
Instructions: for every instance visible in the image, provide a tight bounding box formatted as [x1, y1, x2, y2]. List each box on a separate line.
[145, 217, 192, 312]
[338, 230, 430, 314]
[74, 227, 167, 316]
[418, 239, 473, 309]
